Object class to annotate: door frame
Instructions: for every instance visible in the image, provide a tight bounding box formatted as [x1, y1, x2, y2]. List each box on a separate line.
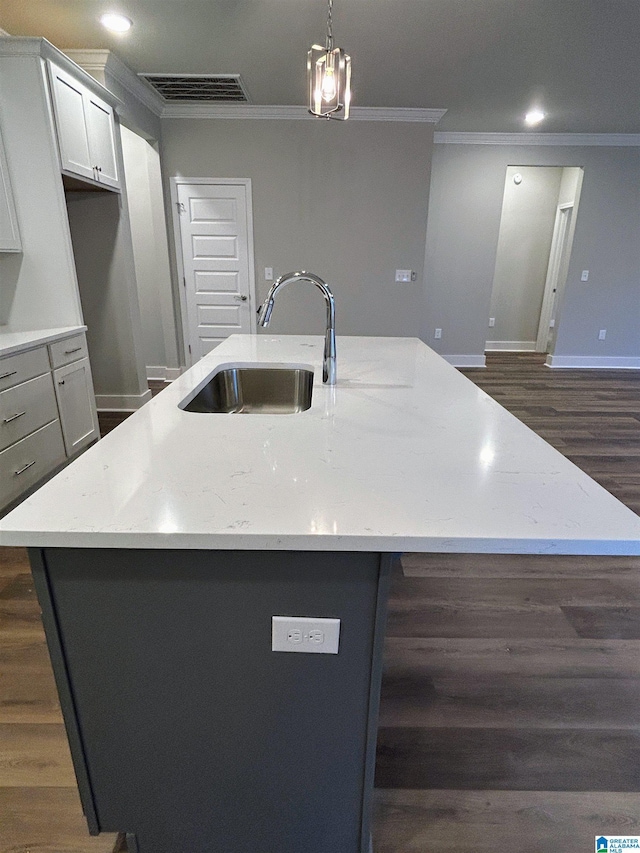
[170, 177, 258, 367]
[536, 202, 574, 353]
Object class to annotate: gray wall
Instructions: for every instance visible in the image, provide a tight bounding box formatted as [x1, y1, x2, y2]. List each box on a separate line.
[160, 119, 434, 342]
[423, 144, 640, 359]
[65, 186, 149, 405]
[488, 166, 562, 345]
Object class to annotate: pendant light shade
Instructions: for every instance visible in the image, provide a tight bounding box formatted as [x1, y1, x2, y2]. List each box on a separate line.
[307, 0, 351, 120]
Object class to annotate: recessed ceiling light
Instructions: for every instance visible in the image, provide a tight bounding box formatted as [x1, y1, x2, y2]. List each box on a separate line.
[100, 13, 133, 33]
[525, 109, 546, 126]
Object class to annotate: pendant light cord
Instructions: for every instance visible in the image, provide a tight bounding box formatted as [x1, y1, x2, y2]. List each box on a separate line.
[325, 0, 334, 51]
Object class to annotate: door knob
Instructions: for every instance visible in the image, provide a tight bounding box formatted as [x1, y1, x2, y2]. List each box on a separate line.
[234, 295, 248, 302]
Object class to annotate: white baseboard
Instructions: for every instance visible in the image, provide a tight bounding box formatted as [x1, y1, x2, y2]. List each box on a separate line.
[485, 340, 536, 352]
[546, 355, 640, 369]
[442, 354, 486, 368]
[95, 389, 153, 412]
[147, 365, 184, 381]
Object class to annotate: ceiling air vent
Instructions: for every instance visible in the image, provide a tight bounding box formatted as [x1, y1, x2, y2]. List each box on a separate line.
[139, 73, 250, 103]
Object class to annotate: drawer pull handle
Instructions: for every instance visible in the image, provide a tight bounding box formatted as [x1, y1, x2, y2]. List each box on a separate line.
[4, 411, 26, 424]
[0, 370, 17, 380]
[64, 347, 82, 355]
[14, 460, 36, 476]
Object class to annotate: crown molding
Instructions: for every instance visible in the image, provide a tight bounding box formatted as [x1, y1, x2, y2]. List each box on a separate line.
[65, 49, 164, 117]
[0, 35, 62, 58]
[435, 131, 640, 147]
[0, 38, 122, 108]
[161, 104, 447, 122]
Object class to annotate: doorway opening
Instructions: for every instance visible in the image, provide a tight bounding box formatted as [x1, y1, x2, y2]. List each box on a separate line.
[486, 166, 583, 355]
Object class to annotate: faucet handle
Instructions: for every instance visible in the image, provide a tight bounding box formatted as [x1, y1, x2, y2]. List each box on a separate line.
[257, 299, 274, 326]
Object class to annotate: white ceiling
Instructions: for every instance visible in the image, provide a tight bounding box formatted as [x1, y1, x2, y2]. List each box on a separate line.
[2, 0, 639, 132]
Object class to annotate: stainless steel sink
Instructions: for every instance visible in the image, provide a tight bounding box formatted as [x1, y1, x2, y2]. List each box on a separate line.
[180, 365, 314, 414]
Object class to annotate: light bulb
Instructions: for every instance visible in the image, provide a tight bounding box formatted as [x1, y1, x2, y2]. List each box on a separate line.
[525, 109, 545, 126]
[100, 13, 133, 32]
[321, 67, 336, 102]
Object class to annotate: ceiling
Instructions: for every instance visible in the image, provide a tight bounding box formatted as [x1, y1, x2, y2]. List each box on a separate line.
[1, 0, 639, 133]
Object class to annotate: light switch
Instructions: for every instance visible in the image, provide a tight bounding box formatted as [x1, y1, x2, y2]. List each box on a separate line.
[395, 269, 412, 283]
[581, 270, 589, 281]
[265, 267, 273, 281]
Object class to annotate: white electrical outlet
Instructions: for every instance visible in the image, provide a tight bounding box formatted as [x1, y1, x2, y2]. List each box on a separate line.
[434, 328, 442, 339]
[395, 269, 412, 283]
[489, 317, 496, 327]
[581, 270, 589, 282]
[272, 616, 340, 654]
[598, 329, 607, 340]
[265, 267, 273, 281]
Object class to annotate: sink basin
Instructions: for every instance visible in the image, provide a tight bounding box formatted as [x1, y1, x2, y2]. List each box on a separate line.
[180, 365, 314, 414]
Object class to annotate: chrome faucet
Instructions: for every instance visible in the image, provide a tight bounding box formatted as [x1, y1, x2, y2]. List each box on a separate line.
[257, 271, 337, 385]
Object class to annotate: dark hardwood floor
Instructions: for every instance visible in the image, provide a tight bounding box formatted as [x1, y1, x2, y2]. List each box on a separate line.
[1, 355, 640, 852]
[97, 379, 170, 437]
[374, 353, 640, 851]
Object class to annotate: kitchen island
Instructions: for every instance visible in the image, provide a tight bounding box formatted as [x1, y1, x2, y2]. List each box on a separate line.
[2, 335, 640, 853]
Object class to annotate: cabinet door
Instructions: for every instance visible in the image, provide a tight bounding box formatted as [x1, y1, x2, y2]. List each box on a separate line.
[48, 62, 95, 183]
[0, 124, 21, 252]
[85, 94, 120, 190]
[53, 358, 99, 456]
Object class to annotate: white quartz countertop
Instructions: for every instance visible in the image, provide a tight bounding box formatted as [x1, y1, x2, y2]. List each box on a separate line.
[0, 325, 87, 358]
[2, 335, 640, 554]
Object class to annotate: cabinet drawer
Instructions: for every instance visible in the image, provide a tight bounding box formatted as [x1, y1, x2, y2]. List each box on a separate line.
[0, 373, 59, 452]
[49, 334, 88, 369]
[0, 420, 66, 510]
[0, 346, 49, 393]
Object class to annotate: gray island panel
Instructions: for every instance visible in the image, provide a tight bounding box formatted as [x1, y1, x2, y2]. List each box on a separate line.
[34, 547, 392, 853]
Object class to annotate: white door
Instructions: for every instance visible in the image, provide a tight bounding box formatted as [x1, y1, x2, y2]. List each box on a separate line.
[536, 204, 573, 352]
[174, 180, 256, 363]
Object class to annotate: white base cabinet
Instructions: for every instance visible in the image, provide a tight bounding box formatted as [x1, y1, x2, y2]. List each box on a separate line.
[0, 373, 59, 452]
[54, 358, 99, 456]
[0, 332, 98, 512]
[0, 421, 66, 509]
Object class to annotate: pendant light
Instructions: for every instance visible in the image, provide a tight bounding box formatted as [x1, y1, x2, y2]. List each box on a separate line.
[307, 0, 351, 120]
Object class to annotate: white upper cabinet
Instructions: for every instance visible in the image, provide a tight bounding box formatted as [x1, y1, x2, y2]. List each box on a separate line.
[48, 61, 121, 191]
[84, 94, 119, 188]
[0, 124, 21, 252]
